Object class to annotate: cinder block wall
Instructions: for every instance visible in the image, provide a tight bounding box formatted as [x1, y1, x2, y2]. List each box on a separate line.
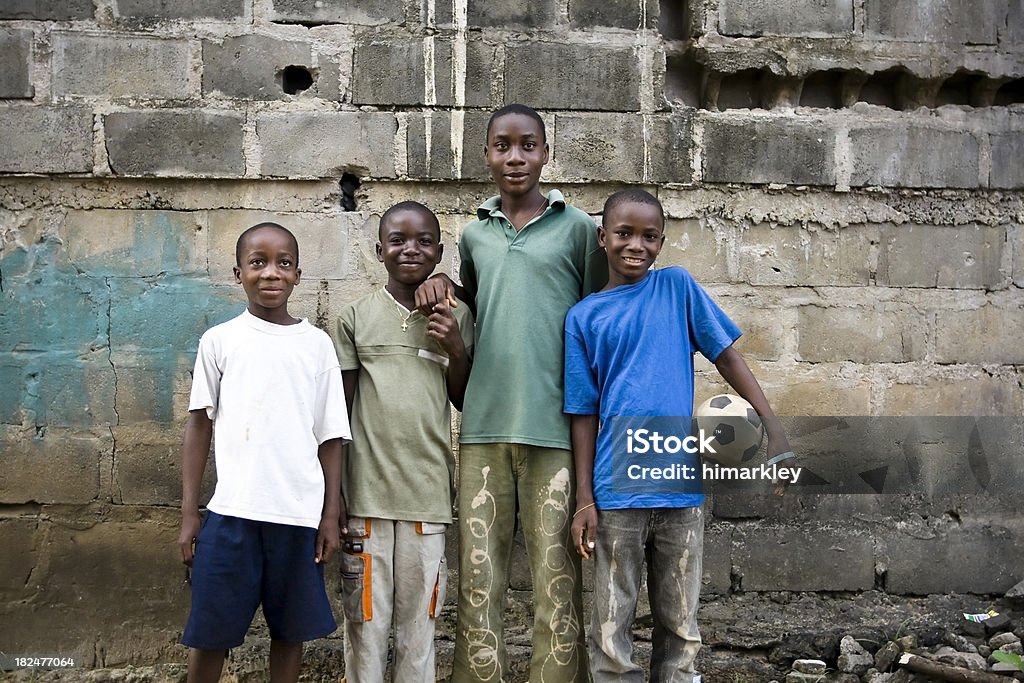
[1, 0, 1022, 676]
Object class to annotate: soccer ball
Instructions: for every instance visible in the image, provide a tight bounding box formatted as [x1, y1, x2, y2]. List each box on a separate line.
[693, 394, 765, 466]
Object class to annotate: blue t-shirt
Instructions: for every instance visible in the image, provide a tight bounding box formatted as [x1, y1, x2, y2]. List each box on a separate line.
[563, 267, 741, 510]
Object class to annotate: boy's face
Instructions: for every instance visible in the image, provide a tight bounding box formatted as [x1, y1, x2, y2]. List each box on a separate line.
[484, 113, 549, 198]
[599, 201, 665, 287]
[234, 226, 301, 316]
[376, 209, 443, 288]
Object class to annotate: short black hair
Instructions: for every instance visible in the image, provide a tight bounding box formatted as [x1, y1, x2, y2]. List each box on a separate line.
[602, 189, 665, 229]
[378, 201, 441, 241]
[235, 222, 299, 266]
[486, 103, 547, 144]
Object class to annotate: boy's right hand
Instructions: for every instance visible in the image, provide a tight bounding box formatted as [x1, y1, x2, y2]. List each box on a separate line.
[571, 504, 598, 560]
[179, 510, 201, 566]
[415, 273, 457, 315]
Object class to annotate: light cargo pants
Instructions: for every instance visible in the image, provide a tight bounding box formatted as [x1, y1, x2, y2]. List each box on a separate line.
[340, 517, 447, 683]
[452, 443, 588, 683]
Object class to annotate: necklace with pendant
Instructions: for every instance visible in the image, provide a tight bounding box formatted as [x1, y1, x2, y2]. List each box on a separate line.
[384, 286, 415, 332]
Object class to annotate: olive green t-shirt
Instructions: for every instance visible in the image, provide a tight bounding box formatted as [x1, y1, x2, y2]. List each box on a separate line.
[458, 190, 606, 450]
[333, 287, 475, 523]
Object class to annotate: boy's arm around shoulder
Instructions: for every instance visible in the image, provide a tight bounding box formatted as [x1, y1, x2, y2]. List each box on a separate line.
[179, 409, 213, 566]
[427, 298, 473, 411]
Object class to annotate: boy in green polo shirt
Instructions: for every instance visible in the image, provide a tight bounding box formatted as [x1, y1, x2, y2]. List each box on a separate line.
[416, 104, 606, 683]
[333, 201, 473, 683]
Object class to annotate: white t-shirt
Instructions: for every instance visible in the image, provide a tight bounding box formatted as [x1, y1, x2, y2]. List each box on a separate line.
[189, 309, 351, 529]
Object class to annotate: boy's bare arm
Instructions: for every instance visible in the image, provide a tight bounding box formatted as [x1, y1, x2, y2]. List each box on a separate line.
[714, 346, 794, 491]
[316, 437, 345, 564]
[570, 414, 599, 560]
[426, 300, 471, 411]
[179, 409, 213, 566]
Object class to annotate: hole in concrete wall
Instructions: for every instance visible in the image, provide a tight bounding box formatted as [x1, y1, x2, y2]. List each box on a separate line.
[799, 70, 844, 109]
[857, 68, 905, 110]
[665, 53, 703, 107]
[935, 71, 984, 106]
[717, 69, 764, 110]
[281, 65, 314, 95]
[340, 173, 360, 211]
[994, 78, 1024, 105]
[659, 0, 690, 39]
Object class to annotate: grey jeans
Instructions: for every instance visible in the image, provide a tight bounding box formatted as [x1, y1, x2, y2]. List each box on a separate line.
[589, 507, 704, 683]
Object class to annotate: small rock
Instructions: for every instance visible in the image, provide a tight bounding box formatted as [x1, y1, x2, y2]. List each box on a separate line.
[875, 641, 901, 671]
[978, 645, 992, 657]
[827, 674, 859, 682]
[1005, 578, 1024, 599]
[998, 641, 1024, 656]
[785, 673, 822, 683]
[837, 635, 873, 675]
[984, 613, 1014, 636]
[962, 619, 987, 638]
[990, 632, 1022, 649]
[991, 662, 1022, 674]
[792, 659, 826, 675]
[944, 632, 978, 653]
[864, 670, 911, 683]
[930, 647, 987, 671]
[895, 635, 918, 651]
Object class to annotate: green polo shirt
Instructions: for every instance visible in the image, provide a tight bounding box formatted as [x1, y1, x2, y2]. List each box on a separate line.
[458, 189, 607, 450]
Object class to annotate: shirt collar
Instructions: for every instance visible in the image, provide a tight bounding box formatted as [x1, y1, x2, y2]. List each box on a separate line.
[476, 189, 566, 221]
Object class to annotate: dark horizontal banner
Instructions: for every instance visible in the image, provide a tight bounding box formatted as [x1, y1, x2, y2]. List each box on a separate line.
[604, 416, 1023, 496]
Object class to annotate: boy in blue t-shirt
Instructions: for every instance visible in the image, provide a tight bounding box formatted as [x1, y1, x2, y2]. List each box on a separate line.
[563, 190, 793, 682]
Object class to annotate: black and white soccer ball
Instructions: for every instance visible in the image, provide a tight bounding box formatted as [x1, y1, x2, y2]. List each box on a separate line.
[693, 394, 765, 466]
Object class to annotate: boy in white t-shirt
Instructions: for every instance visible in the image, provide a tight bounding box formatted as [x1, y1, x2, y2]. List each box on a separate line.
[177, 222, 351, 683]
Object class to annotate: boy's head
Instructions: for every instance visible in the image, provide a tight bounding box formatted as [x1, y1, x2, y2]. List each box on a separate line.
[376, 201, 443, 288]
[599, 189, 666, 286]
[233, 222, 301, 316]
[484, 103, 549, 198]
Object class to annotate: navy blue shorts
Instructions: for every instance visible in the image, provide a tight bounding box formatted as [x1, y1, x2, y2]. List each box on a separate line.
[181, 512, 337, 649]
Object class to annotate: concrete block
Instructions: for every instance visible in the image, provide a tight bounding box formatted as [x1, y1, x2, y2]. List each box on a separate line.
[990, 132, 1024, 189]
[879, 373, 1020, 416]
[882, 524, 1024, 594]
[63, 210, 206, 277]
[1001, 0, 1024, 44]
[203, 34, 311, 100]
[407, 110, 491, 180]
[0, 0, 93, 20]
[701, 523, 733, 594]
[0, 28, 34, 99]
[569, 0, 658, 29]
[352, 35, 452, 106]
[734, 526, 874, 591]
[935, 305, 1024, 364]
[865, 0, 1000, 44]
[114, 0, 245, 20]
[1013, 224, 1024, 289]
[736, 224, 876, 286]
[719, 0, 853, 36]
[0, 426, 108, 504]
[206, 210, 362, 283]
[797, 306, 926, 363]
[876, 224, 1005, 289]
[268, 0, 404, 25]
[703, 118, 836, 186]
[258, 111, 397, 178]
[505, 42, 641, 111]
[0, 106, 93, 174]
[105, 110, 245, 177]
[113, 423, 215, 505]
[53, 33, 193, 100]
[0, 517, 41, 601]
[754, 366, 872, 416]
[113, 354, 206, 424]
[467, 0, 559, 28]
[715, 298, 787, 361]
[464, 37, 499, 108]
[659, 218, 731, 284]
[553, 113, 691, 183]
[850, 126, 980, 189]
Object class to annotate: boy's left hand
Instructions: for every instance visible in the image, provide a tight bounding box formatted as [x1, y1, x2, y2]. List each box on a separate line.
[426, 300, 465, 356]
[315, 498, 347, 564]
[764, 419, 795, 496]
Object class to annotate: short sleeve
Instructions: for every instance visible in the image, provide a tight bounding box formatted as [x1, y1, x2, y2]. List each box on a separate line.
[682, 272, 742, 363]
[579, 219, 608, 297]
[313, 339, 352, 445]
[332, 304, 359, 371]
[563, 312, 599, 415]
[188, 332, 221, 420]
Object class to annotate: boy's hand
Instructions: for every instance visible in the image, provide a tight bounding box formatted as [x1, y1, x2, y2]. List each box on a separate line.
[415, 273, 457, 315]
[764, 419, 795, 496]
[571, 503, 598, 560]
[426, 300, 465, 356]
[315, 513, 341, 564]
[179, 510, 201, 566]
